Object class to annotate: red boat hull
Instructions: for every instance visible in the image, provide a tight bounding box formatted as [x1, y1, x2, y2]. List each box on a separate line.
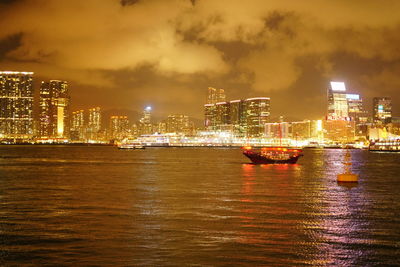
[243, 150, 303, 164]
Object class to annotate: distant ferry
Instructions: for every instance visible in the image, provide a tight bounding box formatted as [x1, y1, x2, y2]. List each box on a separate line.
[242, 146, 303, 164]
[118, 143, 145, 150]
[369, 139, 400, 152]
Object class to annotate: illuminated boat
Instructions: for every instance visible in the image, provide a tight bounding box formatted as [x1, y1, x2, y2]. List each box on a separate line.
[369, 139, 400, 152]
[242, 146, 303, 164]
[118, 143, 145, 149]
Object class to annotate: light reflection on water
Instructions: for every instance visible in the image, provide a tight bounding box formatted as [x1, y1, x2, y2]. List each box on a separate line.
[0, 146, 399, 266]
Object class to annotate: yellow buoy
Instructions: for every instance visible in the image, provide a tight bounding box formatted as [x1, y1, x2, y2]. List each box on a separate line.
[337, 149, 358, 183]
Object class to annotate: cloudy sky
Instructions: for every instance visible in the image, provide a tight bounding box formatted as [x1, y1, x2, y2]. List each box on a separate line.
[1, 0, 399, 120]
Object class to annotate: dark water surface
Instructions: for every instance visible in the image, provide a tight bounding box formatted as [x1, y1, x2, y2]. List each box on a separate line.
[0, 146, 399, 266]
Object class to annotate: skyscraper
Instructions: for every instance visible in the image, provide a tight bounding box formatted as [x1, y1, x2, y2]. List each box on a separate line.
[39, 80, 70, 138]
[215, 102, 230, 127]
[346, 94, 367, 122]
[327, 81, 349, 120]
[139, 106, 152, 135]
[207, 87, 225, 104]
[110, 116, 129, 140]
[70, 110, 85, 141]
[229, 100, 246, 137]
[166, 114, 189, 134]
[87, 107, 101, 140]
[373, 97, 392, 123]
[204, 104, 217, 131]
[0, 71, 34, 139]
[245, 97, 270, 138]
[346, 94, 368, 136]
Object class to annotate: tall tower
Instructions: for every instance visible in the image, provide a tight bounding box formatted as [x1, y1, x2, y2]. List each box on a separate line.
[327, 81, 348, 120]
[39, 80, 70, 138]
[207, 87, 225, 104]
[244, 97, 270, 138]
[87, 107, 101, 140]
[70, 110, 85, 140]
[139, 106, 152, 135]
[373, 97, 392, 123]
[110, 116, 129, 140]
[0, 71, 34, 139]
[229, 100, 246, 137]
[166, 114, 189, 134]
[204, 87, 225, 131]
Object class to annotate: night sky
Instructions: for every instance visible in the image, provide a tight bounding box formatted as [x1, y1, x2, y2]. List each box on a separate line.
[1, 0, 399, 120]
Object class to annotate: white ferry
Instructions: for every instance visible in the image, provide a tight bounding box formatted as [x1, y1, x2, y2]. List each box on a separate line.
[118, 143, 145, 150]
[369, 139, 400, 152]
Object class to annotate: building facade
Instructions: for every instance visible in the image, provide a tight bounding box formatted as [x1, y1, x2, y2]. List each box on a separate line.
[0, 71, 34, 139]
[39, 80, 70, 139]
[207, 87, 225, 104]
[373, 97, 392, 124]
[204, 103, 217, 131]
[87, 107, 101, 141]
[139, 106, 152, 135]
[70, 110, 85, 141]
[327, 81, 349, 120]
[110, 116, 129, 141]
[229, 100, 246, 137]
[245, 97, 271, 138]
[166, 114, 190, 134]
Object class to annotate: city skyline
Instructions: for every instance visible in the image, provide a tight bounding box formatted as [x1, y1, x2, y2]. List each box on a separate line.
[0, 0, 400, 119]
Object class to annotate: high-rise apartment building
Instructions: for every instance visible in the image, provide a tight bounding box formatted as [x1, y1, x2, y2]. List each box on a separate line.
[0, 71, 34, 138]
[229, 100, 246, 137]
[245, 97, 270, 138]
[215, 102, 230, 126]
[87, 107, 101, 140]
[70, 110, 85, 141]
[207, 87, 225, 104]
[323, 120, 355, 142]
[39, 80, 70, 138]
[327, 81, 349, 120]
[139, 106, 152, 135]
[373, 97, 392, 123]
[346, 94, 367, 123]
[166, 114, 189, 134]
[110, 116, 129, 140]
[204, 103, 217, 131]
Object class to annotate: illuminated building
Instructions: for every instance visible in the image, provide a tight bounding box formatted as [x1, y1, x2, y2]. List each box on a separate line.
[139, 106, 152, 135]
[346, 94, 368, 137]
[0, 71, 34, 139]
[70, 110, 85, 141]
[157, 121, 167, 134]
[373, 97, 392, 124]
[229, 100, 246, 137]
[215, 102, 230, 127]
[87, 107, 101, 140]
[327, 81, 349, 120]
[245, 97, 270, 138]
[204, 87, 226, 130]
[110, 116, 129, 140]
[264, 120, 323, 142]
[347, 94, 367, 122]
[207, 87, 225, 104]
[166, 114, 189, 134]
[265, 122, 290, 139]
[204, 103, 217, 130]
[39, 80, 70, 138]
[323, 120, 355, 143]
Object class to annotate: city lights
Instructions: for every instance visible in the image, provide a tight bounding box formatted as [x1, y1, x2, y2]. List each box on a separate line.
[330, 81, 346, 92]
[0, 72, 398, 146]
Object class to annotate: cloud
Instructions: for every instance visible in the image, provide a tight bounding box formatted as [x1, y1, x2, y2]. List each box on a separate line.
[0, 0, 400, 118]
[0, 0, 228, 84]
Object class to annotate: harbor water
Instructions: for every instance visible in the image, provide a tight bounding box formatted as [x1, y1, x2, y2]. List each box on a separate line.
[0, 146, 399, 266]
